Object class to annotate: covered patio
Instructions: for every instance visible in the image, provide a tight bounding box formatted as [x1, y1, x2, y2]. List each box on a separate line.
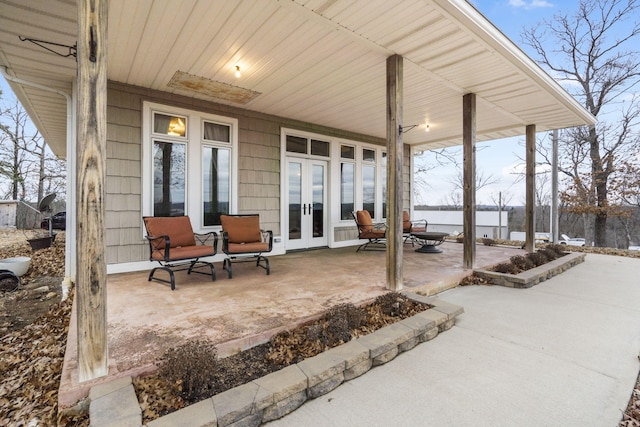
[58, 242, 525, 405]
[1, 0, 597, 390]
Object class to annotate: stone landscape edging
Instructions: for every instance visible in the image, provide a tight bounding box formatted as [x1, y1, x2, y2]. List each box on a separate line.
[88, 294, 464, 427]
[473, 252, 586, 288]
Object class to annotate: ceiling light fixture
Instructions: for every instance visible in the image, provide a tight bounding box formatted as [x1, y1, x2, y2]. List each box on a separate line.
[235, 65, 241, 78]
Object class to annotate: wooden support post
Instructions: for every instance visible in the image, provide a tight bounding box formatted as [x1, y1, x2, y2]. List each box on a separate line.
[525, 124, 536, 253]
[551, 129, 559, 243]
[386, 54, 403, 291]
[462, 93, 476, 269]
[77, 0, 108, 382]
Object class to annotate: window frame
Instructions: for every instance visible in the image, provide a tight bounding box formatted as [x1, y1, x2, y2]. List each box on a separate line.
[142, 102, 238, 233]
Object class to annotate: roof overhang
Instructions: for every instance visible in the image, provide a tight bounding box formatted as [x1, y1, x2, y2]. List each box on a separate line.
[0, 0, 595, 157]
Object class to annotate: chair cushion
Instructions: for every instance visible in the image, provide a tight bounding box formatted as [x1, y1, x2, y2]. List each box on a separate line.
[221, 215, 262, 244]
[412, 225, 427, 233]
[360, 229, 385, 239]
[356, 210, 374, 232]
[144, 216, 196, 248]
[227, 241, 270, 254]
[151, 245, 215, 261]
[402, 211, 411, 233]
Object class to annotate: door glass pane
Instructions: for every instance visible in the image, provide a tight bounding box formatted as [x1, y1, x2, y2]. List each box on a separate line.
[286, 135, 307, 154]
[363, 165, 375, 219]
[288, 162, 302, 240]
[363, 148, 375, 162]
[203, 146, 230, 226]
[153, 141, 186, 216]
[312, 164, 324, 238]
[340, 163, 354, 220]
[311, 139, 330, 157]
[341, 145, 355, 159]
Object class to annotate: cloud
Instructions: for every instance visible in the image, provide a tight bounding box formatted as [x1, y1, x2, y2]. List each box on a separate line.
[508, 0, 554, 9]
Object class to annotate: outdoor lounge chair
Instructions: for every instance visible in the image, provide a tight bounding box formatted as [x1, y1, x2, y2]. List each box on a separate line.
[220, 214, 273, 278]
[403, 210, 428, 246]
[353, 210, 386, 252]
[143, 216, 217, 290]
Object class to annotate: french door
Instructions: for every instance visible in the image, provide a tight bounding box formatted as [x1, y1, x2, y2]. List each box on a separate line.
[286, 157, 328, 250]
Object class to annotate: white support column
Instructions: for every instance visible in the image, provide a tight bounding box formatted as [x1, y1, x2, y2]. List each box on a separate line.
[386, 54, 403, 291]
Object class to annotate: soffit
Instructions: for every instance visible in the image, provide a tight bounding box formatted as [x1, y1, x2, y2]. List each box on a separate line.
[0, 0, 595, 157]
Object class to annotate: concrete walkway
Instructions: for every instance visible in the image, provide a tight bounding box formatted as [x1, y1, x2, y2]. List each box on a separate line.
[267, 253, 640, 426]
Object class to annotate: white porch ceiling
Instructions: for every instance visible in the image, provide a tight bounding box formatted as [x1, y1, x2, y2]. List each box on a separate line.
[0, 0, 595, 157]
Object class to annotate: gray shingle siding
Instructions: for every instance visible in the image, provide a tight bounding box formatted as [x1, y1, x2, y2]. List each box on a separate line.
[105, 81, 411, 265]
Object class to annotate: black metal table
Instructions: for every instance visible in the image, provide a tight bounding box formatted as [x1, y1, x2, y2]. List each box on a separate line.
[411, 231, 448, 253]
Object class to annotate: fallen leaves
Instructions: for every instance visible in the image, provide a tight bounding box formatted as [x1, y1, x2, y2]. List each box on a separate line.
[0, 290, 80, 426]
[136, 294, 430, 423]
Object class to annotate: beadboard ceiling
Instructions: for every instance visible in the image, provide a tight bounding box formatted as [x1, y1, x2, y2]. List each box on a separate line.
[0, 0, 595, 157]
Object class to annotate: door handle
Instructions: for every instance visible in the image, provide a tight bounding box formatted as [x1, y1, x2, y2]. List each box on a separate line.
[303, 204, 307, 215]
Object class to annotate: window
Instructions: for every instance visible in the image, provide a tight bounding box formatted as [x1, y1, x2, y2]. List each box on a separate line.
[153, 141, 186, 216]
[154, 113, 187, 137]
[286, 134, 330, 157]
[311, 139, 330, 157]
[151, 112, 188, 217]
[202, 146, 230, 226]
[341, 144, 355, 160]
[340, 163, 355, 220]
[202, 121, 231, 226]
[339, 144, 356, 220]
[286, 135, 307, 154]
[381, 152, 387, 219]
[143, 102, 237, 231]
[362, 148, 376, 218]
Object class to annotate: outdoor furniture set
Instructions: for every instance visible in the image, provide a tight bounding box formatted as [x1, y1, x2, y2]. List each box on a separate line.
[352, 210, 448, 253]
[143, 214, 272, 290]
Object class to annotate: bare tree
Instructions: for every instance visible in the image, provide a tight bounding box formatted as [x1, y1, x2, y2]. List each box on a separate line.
[413, 148, 459, 204]
[0, 95, 66, 202]
[522, 0, 640, 246]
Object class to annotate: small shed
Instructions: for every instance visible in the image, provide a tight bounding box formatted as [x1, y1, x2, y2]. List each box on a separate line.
[0, 201, 17, 229]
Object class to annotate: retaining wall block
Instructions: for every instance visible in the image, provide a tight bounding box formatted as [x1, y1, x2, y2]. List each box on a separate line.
[146, 399, 216, 427]
[252, 365, 307, 410]
[212, 382, 260, 427]
[261, 390, 307, 423]
[372, 347, 399, 366]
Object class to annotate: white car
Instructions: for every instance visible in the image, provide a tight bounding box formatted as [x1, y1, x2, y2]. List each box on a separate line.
[559, 234, 586, 247]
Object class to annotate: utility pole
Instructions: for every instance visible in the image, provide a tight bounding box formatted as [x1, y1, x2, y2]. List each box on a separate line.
[551, 129, 559, 243]
[498, 191, 502, 239]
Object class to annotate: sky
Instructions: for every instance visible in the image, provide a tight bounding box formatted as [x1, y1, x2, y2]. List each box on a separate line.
[416, 0, 572, 207]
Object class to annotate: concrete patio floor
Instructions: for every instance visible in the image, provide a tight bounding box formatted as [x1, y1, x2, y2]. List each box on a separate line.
[59, 241, 525, 406]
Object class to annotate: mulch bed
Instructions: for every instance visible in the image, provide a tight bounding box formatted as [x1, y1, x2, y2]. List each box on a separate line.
[134, 293, 431, 423]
